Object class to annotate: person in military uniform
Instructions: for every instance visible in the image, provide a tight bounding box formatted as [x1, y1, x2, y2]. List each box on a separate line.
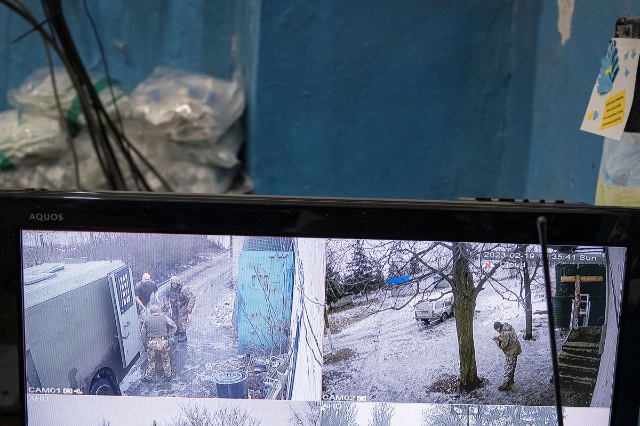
[142, 305, 177, 381]
[135, 272, 158, 349]
[165, 276, 196, 342]
[493, 321, 522, 391]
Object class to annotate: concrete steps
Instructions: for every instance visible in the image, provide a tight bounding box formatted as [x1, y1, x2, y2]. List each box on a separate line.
[558, 351, 601, 369]
[559, 373, 597, 387]
[561, 341, 600, 356]
[558, 326, 602, 391]
[558, 361, 599, 378]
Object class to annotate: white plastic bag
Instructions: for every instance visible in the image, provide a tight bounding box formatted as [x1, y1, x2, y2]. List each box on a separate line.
[69, 119, 241, 193]
[177, 121, 244, 169]
[7, 68, 130, 126]
[0, 156, 75, 189]
[130, 67, 245, 142]
[0, 110, 65, 169]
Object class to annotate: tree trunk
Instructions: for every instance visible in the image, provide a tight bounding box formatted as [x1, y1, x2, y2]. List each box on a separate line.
[451, 243, 481, 391]
[524, 289, 533, 340]
[453, 295, 480, 390]
[524, 262, 533, 340]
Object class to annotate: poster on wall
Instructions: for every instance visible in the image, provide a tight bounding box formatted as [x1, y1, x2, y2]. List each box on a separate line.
[581, 37, 640, 140]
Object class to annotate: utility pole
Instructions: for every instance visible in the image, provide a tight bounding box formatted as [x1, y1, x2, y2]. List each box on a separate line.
[573, 275, 581, 328]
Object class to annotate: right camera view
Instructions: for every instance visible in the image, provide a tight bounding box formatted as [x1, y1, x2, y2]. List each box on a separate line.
[321, 239, 624, 414]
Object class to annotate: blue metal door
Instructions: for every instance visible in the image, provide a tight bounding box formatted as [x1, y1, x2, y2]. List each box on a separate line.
[237, 251, 294, 355]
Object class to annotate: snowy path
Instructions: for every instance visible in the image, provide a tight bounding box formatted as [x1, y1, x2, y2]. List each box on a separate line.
[323, 287, 556, 406]
[120, 253, 238, 398]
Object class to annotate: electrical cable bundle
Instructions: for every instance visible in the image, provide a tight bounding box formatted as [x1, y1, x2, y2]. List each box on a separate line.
[0, 0, 173, 191]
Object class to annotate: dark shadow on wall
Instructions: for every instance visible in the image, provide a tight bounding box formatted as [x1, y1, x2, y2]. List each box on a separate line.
[500, 0, 543, 197]
[245, 0, 545, 200]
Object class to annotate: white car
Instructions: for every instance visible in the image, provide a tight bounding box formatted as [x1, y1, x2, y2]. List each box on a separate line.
[414, 294, 454, 324]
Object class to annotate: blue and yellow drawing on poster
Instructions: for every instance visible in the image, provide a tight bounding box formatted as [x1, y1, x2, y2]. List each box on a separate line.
[597, 39, 619, 94]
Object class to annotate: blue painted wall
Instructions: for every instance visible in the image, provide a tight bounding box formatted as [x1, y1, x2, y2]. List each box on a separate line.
[234, 0, 261, 102]
[234, 0, 262, 164]
[501, 1, 542, 197]
[526, 0, 639, 203]
[248, 0, 638, 202]
[0, 0, 235, 110]
[247, 0, 534, 199]
[237, 250, 294, 354]
[1, 0, 636, 202]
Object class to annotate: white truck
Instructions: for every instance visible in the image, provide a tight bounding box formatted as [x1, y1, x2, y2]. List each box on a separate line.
[24, 258, 140, 395]
[414, 292, 454, 324]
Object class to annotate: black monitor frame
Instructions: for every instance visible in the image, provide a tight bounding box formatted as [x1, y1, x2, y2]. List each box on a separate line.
[0, 190, 639, 425]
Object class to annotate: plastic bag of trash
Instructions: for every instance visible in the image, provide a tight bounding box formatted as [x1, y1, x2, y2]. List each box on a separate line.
[0, 110, 66, 169]
[7, 68, 130, 126]
[68, 119, 241, 193]
[596, 132, 640, 206]
[129, 67, 245, 142]
[176, 121, 244, 169]
[0, 155, 75, 189]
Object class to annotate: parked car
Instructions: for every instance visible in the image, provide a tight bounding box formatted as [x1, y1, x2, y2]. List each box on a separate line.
[414, 293, 454, 324]
[328, 294, 355, 310]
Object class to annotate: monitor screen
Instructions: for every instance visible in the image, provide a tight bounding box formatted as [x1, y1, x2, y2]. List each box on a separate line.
[21, 231, 625, 425]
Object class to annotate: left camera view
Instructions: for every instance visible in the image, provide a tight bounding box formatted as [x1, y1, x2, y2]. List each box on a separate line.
[22, 231, 325, 400]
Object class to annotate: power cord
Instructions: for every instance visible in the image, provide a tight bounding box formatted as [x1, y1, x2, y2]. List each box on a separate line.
[1, 0, 174, 192]
[537, 217, 565, 426]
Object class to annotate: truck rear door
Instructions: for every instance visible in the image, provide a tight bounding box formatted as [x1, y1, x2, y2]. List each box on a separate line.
[107, 267, 140, 367]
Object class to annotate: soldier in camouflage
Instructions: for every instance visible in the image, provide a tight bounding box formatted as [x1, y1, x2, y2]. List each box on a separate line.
[142, 305, 177, 381]
[135, 272, 158, 350]
[493, 321, 522, 391]
[165, 276, 196, 342]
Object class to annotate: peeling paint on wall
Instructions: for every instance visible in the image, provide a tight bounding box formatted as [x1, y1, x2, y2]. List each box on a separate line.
[557, 0, 575, 45]
[250, 0, 527, 199]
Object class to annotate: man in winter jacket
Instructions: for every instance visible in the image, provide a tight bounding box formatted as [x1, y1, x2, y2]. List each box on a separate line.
[165, 276, 196, 342]
[493, 321, 522, 391]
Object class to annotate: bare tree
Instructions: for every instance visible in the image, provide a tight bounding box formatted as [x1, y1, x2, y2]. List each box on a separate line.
[22, 231, 212, 283]
[389, 241, 521, 390]
[420, 405, 467, 426]
[344, 240, 385, 295]
[421, 405, 558, 426]
[290, 402, 321, 426]
[517, 406, 561, 425]
[320, 403, 359, 426]
[368, 403, 395, 426]
[485, 245, 542, 340]
[325, 247, 345, 305]
[325, 239, 386, 305]
[166, 404, 261, 426]
[326, 239, 522, 391]
[471, 405, 521, 425]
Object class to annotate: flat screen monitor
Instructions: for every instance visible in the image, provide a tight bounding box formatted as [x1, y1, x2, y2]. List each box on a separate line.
[0, 191, 639, 426]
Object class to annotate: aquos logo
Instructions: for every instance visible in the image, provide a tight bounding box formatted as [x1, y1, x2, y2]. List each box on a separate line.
[29, 213, 64, 222]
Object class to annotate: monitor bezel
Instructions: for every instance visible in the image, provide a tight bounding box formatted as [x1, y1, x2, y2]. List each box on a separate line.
[0, 190, 638, 426]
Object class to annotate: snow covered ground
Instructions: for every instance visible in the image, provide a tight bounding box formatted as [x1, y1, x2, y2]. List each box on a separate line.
[322, 276, 558, 407]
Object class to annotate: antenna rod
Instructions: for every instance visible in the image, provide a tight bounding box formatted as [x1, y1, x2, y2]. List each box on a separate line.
[537, 216, 564, 426]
